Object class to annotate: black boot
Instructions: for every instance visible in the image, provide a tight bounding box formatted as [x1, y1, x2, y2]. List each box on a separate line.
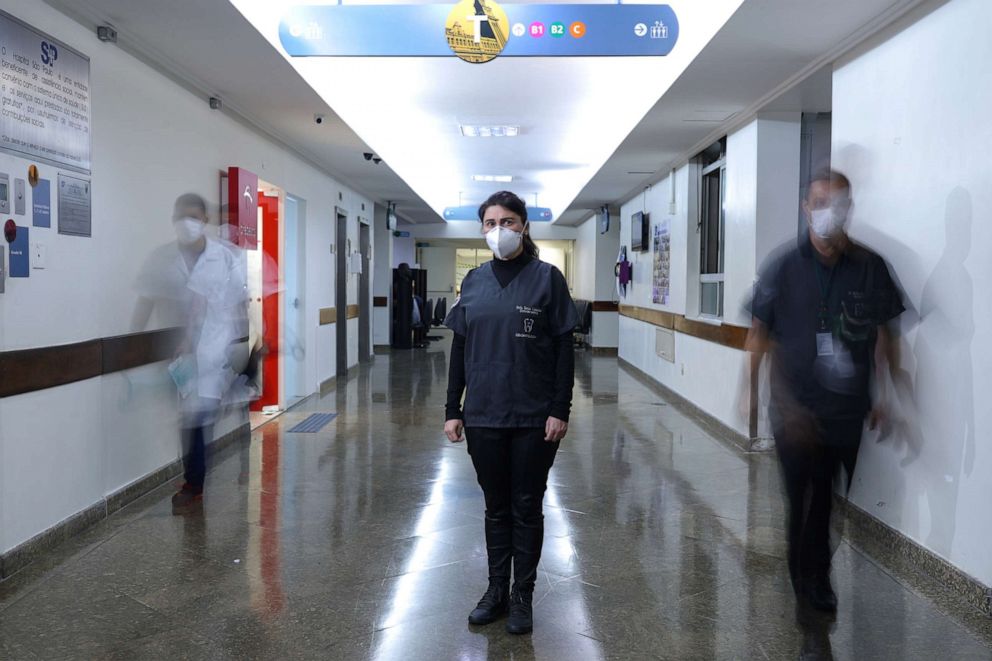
[468, 512, 512, 625]
[506, 589, 533, 634]
[804, 573, 838, 613]
[468, 580, 509, 625]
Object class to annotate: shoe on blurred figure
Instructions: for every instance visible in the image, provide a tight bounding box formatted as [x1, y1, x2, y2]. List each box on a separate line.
[171, 483, 203, 515]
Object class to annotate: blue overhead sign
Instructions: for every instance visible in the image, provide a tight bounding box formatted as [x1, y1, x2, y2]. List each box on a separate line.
[279, 4, 678, 59]
[443, 205, 553, 222]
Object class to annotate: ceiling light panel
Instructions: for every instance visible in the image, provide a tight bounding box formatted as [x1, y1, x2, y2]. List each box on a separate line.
[460, 125, 519, 138]
[472, 175, 513, 183]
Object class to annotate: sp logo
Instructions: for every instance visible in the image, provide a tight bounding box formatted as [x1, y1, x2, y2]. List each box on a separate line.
[523, 318, 534, 333]
[41, 42, 59, 67]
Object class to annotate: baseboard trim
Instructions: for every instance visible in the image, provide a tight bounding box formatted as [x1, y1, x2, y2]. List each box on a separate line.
[618, 357, 771, 453]
[0, 422, 250, 580]
[838, 498, 992, 619]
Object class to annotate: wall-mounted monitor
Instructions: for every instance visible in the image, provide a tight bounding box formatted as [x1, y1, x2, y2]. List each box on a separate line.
[598, 206, 610, 234]
[631, 211, 649, 251]
[386, 203, 397, 230]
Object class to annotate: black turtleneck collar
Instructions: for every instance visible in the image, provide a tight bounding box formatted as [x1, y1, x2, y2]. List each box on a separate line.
[490, 251, 533, 288]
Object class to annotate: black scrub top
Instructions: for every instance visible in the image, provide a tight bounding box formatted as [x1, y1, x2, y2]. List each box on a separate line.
[751, 236, 904, 420]
[445, 258, 579, 428]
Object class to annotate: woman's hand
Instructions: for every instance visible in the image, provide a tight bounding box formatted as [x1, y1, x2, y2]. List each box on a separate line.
[444, 419, 465, 443]
[545, 416, 568, 443]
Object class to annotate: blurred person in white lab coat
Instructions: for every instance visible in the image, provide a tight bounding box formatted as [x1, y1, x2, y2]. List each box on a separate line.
[133, 193, 249, 513]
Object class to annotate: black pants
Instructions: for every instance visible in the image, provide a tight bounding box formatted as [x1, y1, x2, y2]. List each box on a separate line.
[466, 427, 559, 593]
[772, 416, 862, 586]
[181, 423, 212, 493]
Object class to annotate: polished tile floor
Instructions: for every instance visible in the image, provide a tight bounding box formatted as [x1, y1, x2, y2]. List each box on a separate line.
[2, 338, 991, 660]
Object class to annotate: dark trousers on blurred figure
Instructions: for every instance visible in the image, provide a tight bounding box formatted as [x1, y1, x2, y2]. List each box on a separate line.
[466, 428, 559, 594]
[772, 416, 862, 590]
[181, 423, 212, 494]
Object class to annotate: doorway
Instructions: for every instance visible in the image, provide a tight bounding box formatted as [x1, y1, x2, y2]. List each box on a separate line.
[359, 220, 371, 363]
[283, 195, 307, 408]
[335, 207, 348, 377]
[252, 189, 281, 412]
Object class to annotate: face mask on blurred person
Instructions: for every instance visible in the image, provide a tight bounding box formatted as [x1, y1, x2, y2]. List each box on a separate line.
[174, 217, 206, 245]
[809, 205, 846, 239]
[486, 225, 524, 260]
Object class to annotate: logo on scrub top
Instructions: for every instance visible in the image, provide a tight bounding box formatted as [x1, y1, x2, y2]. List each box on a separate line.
[523, 318, 534, 333]
[445, 0, 510, 64]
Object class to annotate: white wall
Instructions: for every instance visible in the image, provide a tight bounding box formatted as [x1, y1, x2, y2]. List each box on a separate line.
[574, 217, 598, 301]
[373, 203, 393, 346]
[0, 0, 370, 554]
[420, 246, 457, 303]
[724, 122, 758, 326]
[574, 210, 621, 348]
[618, 166, 750, 429]
[832, 0, 992, 585]
[616, 113, 802, 436]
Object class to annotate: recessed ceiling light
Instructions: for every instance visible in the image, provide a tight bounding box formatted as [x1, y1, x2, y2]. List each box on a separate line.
[460, 125, 519, 138]
[472, 174, 513, 183]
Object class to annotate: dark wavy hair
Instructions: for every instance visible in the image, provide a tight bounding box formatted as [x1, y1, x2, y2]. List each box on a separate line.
[478, 191, 539, 259]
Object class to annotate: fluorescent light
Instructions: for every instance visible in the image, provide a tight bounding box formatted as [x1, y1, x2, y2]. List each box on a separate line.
[460, 125, 519, 138]
[472, 174, 513, 182]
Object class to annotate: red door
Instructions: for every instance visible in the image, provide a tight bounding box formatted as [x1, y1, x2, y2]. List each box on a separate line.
[251, 193, 281, 411]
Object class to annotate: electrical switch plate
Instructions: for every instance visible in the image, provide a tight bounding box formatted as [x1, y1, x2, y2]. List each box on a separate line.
[14, 179, 25, 215]
[0, 173, 9, 214]
[31, 242, 46, 269]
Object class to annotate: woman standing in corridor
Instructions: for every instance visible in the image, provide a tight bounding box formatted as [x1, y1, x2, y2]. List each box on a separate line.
[443, 191, 579, 635]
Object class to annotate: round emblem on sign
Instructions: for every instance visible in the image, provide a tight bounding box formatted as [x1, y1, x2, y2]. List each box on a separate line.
[445, 0, 510, 64]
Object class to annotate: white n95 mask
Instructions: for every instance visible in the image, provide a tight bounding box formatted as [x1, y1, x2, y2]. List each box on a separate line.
[486, 225, 524, 259]
[175, 217, 206, 245]
[810, 206, 846, 239]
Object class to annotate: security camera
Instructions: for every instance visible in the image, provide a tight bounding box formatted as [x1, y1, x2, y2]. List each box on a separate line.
[363, 152, 373, 161]
[314, 114, 326, 125]
[372, 156, 382, 165]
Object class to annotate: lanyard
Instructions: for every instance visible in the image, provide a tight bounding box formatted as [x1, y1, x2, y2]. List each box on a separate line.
[814, 256, 841, 331]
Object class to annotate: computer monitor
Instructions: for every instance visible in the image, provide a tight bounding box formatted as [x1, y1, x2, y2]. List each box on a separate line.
[598, 206, 610, 234]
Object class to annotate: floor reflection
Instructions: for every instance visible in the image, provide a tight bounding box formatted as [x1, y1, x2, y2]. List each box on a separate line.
[0, 341, 989, 659]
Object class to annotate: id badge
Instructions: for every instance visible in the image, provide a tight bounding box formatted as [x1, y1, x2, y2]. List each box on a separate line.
[816, 332, 834, 356]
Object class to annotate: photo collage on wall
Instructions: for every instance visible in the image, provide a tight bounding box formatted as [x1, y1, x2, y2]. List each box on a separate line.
[652, 220, 671, 305]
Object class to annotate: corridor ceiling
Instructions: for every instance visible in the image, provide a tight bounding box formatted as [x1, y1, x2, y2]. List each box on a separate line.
[46, 0, 922, 225]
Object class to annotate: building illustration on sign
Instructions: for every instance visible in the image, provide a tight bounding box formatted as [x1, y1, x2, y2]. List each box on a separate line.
[445, 0, 509, 63]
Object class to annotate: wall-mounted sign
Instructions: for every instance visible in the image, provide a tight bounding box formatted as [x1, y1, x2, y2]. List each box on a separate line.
[57, 173, 91, 237]
[32, 177, 50, 227]
[0, 10, 91, 173]
[9, 224, 28, 276]
[443, 204, 553, 222]
[280, 4, 678, 59]
[227, 167, 259, 250]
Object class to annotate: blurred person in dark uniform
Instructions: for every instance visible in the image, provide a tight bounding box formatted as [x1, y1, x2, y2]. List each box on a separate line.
[742, 170, 904, 612]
